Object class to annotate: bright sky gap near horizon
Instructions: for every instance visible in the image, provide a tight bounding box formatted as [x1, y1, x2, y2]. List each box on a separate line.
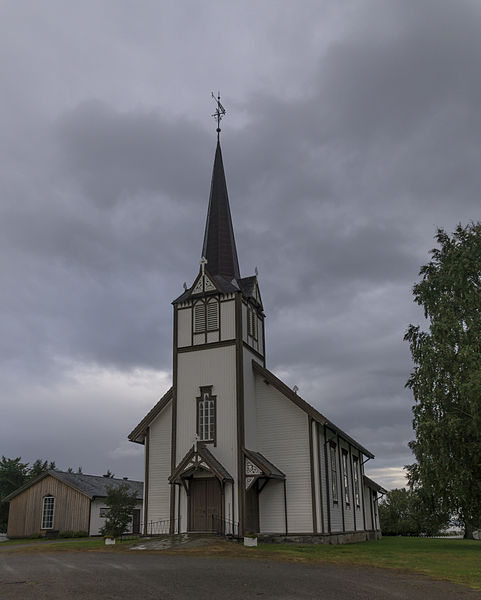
[2, 1, 480, 491]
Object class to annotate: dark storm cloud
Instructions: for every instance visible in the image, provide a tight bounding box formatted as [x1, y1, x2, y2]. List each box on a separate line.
[2, 0, 481, 486]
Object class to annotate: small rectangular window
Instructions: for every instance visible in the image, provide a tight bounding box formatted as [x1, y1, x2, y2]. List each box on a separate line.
[99, 507, 108, 518]
[42, 496, 55, 529]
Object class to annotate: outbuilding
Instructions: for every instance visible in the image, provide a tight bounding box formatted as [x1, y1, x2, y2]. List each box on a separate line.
[3, 470, 143, 538]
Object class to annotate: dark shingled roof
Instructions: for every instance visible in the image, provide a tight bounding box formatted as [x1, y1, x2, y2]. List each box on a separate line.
[201, 141, 240, 281]
[363, 475, 387, 494]
[244, 449, 285, 479]
[3, 471, 143, 502]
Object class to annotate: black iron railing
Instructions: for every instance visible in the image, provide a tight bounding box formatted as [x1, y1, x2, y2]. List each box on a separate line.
[140, 516, 239, 538]
[142, 518, 180, 536]
[211, 515, 239, 538]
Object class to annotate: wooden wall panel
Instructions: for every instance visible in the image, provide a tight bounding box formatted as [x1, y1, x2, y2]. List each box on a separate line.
[7, 475, 90, 537]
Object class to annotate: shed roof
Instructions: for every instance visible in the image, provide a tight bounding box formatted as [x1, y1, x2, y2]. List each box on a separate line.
[3, 471, 143, 503]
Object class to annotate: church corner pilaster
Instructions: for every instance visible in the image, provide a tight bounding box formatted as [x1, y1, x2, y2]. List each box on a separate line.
[308, 416, 318, 534]
[143, 427, 150, 535]
[169, 304, 179, 532]
[235, 292, 246, 535]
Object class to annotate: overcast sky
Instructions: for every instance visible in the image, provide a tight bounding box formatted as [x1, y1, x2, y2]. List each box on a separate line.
[1, 0, 480, 490]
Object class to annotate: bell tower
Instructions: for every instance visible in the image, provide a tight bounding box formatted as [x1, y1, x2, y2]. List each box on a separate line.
[169, 99, 265, 534]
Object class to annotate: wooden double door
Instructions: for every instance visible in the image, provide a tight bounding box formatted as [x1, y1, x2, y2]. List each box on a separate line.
[189, 478, 221, 532]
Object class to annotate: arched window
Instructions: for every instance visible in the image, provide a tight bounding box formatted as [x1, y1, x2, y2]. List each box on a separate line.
[193, 302, 206, 333]
[42, 495, 55, 529]
[197, 386, 216, 443]
[206, 299, 219, 331]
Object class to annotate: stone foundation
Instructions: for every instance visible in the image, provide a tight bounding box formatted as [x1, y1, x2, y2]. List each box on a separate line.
[258, 530, 382, 545]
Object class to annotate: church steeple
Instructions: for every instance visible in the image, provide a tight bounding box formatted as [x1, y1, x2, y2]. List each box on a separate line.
[201, 141, 241, 281]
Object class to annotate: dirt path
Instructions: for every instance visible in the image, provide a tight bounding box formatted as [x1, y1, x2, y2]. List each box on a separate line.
[0, 551, 479, 599]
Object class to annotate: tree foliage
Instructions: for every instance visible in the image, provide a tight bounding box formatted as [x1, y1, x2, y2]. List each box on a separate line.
[100, 483, 138, 538]
[379, 487, 449, 536]
[405, 223, 481, 538]
[0, 456, 55, 532]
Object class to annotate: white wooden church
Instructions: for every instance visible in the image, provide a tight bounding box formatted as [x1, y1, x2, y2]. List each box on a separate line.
[129, 126, 384, 542]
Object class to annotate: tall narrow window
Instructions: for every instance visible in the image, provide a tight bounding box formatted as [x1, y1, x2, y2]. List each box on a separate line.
[206, 300, 219, 331]
[247, 305, 257, 339]
[193, 302, 206, 333]
[353, 456, 360, 507]
[197, 386, 216, 443]
[42, 495, 55, 529]
[342, 450, 350, 505]
[330, 443, 338, 502]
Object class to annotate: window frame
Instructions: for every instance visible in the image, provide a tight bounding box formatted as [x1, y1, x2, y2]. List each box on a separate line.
[329, 443, 338, 503]
[41, 495, 55, 529]
[342, 449, 350, 506]
[247, 305, 258, 340]
[193, 298, 220, 336]
[196, 386, 217, 445]
[352, 456, 360, 507]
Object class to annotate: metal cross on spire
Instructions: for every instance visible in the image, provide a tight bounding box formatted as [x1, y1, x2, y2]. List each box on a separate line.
[211, 92, 226, 141]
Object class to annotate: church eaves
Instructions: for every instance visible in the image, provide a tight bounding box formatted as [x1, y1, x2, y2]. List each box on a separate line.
[201, 141, 241, 281]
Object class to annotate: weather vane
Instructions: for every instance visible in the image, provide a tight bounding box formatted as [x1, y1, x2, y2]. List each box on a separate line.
[211, 91, 226, 140]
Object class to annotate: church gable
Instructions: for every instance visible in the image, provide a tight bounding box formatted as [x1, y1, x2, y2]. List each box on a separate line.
[128, 387, 173, 444]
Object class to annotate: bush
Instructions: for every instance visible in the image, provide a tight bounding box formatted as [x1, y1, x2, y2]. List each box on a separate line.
[59, 530, 89, 538]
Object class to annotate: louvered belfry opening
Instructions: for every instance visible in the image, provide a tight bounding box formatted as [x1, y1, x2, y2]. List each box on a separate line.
[202, 142, 240, 282]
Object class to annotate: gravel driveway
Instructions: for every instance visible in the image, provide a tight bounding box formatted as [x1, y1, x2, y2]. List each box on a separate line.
[0, 551, 479, 599]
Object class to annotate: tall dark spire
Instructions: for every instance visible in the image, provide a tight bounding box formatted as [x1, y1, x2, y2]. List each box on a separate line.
[201, 141, 241, 281]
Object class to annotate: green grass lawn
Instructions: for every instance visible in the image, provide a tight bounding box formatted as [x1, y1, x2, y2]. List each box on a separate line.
[1, 535, 479, 591]
[0, 537, 139, 550]
[261, 537, 481, 591]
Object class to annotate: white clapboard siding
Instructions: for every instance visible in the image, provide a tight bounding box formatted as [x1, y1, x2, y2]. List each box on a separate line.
[255, 373, 313, 533]
[148, 401, 172, 523]
[177, 307, 192, 348]
[243, 349, 262, 450]
[176, 346, 238, 477]
[220, 299, 235, 340]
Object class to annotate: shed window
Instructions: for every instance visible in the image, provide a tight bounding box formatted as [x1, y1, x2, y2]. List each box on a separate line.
[41, 495, 55, 529]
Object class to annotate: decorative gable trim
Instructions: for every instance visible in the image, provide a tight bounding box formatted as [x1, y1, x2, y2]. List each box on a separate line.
[243, 449, 285, 490]
[169, 445, 233, 484]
